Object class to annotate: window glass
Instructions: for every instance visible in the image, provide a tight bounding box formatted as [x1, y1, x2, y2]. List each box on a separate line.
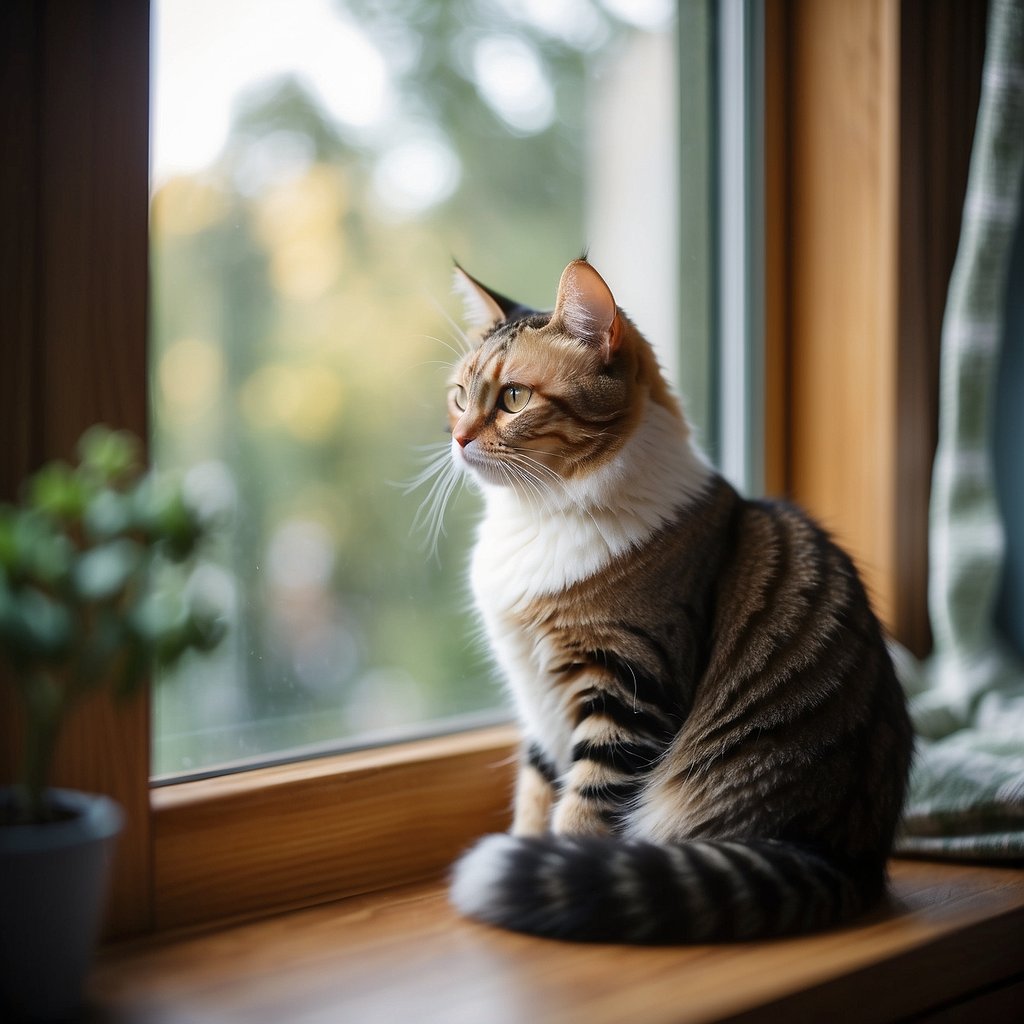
[151, 0, 688, 777]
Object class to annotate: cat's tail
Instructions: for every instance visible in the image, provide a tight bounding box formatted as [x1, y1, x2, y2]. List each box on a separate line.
[449, 833, 881, 943]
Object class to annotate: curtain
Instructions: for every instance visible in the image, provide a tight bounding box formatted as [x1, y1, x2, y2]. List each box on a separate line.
[896, 0, 1024, 859]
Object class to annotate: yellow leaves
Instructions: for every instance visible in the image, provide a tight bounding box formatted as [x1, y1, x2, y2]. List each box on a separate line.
[158, 338, 225, 424]
[253, 164, 349, 244]
[152, 177, 229, 236]
[253, 165, 349, 301]
[155, 160, 455, 449]
[239, 363, 345, 442]
[270, 238, 343, 300]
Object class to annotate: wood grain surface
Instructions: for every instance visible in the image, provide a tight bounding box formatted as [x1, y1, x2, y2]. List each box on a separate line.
[90, 859, 1024, 1024]
[787, 0, 901, 632]
[782, 0, 986, 655]
[152, 726, 518, 929]
[0, 0, 153, 937]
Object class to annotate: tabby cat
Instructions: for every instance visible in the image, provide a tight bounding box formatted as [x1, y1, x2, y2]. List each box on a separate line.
[442, 258, 913, 943]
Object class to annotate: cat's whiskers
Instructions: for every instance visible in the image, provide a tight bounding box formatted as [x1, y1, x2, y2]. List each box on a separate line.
[404, 442, 452, 494]
[414, 358, 459, 373]
[419, 469, 463, 557]
[508, 444, 573, 462]
[504, 447, 573, 498]
[505, 446, 593, 528]
[508, 446, 620, 553]
[405, 441, 468, 559]
[505, 452, 566, 497]
[499, 457, 555, 521]
[429, 295, 475, 356]
[503, 450, 575, 529]
[420, 334, 466, 365]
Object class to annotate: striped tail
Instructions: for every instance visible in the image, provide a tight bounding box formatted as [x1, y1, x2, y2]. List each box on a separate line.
[450, 834, 879, 943]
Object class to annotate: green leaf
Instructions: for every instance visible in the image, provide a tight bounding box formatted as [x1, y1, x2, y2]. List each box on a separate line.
[72, 539, 142, 601]
[0, 587, 72, 662]
[0, 512, 74, 586]
[0, 509, 19, 570]
[132, 476, 204, 559]
[0, 427, 223, 687]
[27, 462, 87, 520]
[83, 489, 133, 540]
[78, 425, 142, 484]
[187, 605, 228, 653]
[131, 586, 189, 647]
[27, 531, 74, 587]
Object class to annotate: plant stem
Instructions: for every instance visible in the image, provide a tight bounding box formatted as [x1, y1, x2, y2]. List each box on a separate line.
[21, 673, 66, 823]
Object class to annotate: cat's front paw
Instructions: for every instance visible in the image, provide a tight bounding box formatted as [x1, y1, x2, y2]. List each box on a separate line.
[551, 793, 610, 837]
[512, 760, 555, 836]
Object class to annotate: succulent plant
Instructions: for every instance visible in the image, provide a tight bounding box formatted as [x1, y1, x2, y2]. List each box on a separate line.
[0, 427, 224, 824]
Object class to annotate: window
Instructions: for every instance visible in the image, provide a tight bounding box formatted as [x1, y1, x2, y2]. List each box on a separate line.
[3, 0, 967, 936]
[149, 0, 693, 778]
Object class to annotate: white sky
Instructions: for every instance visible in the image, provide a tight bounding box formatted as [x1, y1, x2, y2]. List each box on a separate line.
[151, 0, 675, 201]
[151, 0, 389, 184]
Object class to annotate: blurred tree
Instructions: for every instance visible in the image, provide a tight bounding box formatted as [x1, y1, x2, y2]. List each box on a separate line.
[150, 0, 663, 773]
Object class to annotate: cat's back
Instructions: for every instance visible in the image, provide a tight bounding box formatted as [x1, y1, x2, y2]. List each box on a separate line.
[707, 491, 889, 691]
[630, 489, 913, 863]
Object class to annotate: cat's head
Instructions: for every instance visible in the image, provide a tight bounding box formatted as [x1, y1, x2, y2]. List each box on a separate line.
[447, 259, 681, 491]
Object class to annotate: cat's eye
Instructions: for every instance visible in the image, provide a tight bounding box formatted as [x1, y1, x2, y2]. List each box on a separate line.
[499, 384, 532, 414]
[451, 385, 467, 411]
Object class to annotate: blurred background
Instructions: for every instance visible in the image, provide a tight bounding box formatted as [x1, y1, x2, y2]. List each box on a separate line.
[150, 0, 694, 777]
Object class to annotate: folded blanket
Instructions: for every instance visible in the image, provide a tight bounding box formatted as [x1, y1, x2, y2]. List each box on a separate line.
[900, 736, 1024, 860]
[895, 646, 1024, 859]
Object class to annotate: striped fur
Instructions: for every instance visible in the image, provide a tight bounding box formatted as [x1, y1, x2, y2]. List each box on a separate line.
[445, 260, 913, 943]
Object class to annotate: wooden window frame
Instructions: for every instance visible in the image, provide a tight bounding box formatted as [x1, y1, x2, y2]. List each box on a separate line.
[1, 0, 986, 938]
[771, 0, 986, 660]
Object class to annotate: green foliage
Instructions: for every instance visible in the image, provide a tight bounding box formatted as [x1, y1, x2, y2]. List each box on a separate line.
[0, 426, 225, 823]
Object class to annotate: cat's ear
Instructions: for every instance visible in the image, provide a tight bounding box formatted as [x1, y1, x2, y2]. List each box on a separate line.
[552, 259, 621, 363]
[452, 263, 529, 330]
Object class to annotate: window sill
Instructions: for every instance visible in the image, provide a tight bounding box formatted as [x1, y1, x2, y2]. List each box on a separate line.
[150, 724, 518, 929]
[92, 858, 1024, 1023]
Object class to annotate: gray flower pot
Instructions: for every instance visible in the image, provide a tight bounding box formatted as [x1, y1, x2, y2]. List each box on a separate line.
[0, 788, 122, 1021]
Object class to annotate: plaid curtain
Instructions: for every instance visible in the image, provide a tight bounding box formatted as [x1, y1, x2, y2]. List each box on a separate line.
[896, 0, 1024, 859]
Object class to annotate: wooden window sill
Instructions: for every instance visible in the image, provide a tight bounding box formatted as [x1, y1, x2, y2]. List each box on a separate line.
[91, 858, 1024, 1023]
[150, 725, 518, 929]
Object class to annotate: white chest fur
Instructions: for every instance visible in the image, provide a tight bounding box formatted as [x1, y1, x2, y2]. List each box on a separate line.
[467, 402, 710, 761]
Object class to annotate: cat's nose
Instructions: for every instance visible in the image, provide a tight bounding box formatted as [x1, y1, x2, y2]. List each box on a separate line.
[453, 414, 477, 448]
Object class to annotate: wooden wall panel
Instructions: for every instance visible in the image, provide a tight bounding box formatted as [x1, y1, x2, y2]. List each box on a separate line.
[0, 1, 38, 499]
[783, 0, 987, 652]
[788, 0, 902, 628]
[0, 0, 153, 936]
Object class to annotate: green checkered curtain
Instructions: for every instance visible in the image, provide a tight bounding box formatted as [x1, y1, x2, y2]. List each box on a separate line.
[895, 0, 1024, 859]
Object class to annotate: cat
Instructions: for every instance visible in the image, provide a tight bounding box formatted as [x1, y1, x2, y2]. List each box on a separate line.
[442, 258, 913, 943]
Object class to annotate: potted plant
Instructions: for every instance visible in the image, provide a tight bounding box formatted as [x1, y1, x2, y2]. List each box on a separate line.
[0, 426, 224, 1021]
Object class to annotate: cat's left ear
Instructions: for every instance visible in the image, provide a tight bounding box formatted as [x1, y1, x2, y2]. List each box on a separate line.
[552, 259, 622, 363]
[452, 263, 530, 331]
